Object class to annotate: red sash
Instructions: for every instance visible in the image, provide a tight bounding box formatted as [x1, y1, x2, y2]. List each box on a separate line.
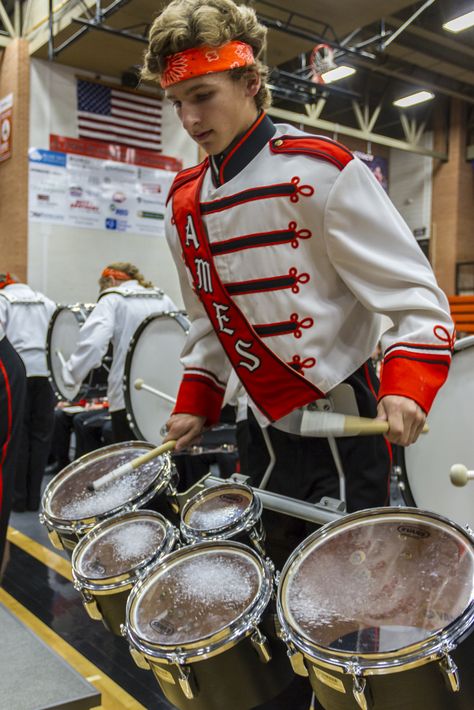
[171, 167, 323, 422]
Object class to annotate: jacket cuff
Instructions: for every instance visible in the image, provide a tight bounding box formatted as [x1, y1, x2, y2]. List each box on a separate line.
[378, 355, 450, 414]
[173, 373, 225, 426]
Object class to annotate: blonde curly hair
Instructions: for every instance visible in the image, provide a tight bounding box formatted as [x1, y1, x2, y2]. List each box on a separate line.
[142, 0, 271, 111]
[99, 263, 154, 291]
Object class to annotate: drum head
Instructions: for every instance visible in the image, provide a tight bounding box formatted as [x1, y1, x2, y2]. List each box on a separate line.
[73, 511, 171, 581]
[129, 542, 264, 649]
[47, 306, 90, 400]
[182, 485, 254, 533]
[124, 312, 189, 445]
[279, 509, 474, 659]
[42, 442, 168, 524]
[402, 336, 474, 528]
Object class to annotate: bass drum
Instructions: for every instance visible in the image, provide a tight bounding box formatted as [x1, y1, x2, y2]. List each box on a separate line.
[399, 336, 474, 529]
[124, 312, 190, 445]
[47, 303, 111, 401]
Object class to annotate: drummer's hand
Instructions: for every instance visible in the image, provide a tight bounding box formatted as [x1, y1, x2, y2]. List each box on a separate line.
[376, 395, 426, 446]
[164, 413, 206, 451]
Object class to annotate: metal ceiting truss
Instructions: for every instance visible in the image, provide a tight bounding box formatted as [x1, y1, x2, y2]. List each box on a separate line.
[14, 0, 447, 159]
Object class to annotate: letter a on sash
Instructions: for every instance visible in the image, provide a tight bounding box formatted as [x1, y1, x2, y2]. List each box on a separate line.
[185, 214, 200, 249]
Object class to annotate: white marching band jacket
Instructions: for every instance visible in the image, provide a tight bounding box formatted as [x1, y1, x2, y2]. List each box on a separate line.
[62, 280, 176, 411]
[166, 114, 454, 426]
[0, 283, 57, 377]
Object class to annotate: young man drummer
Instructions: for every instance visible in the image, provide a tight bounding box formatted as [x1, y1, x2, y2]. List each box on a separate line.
[143, 1, 453, 513]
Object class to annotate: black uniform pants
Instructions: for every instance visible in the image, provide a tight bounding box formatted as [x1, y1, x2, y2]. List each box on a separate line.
[0, 338, 26, 567]
[14, 376, 56, 510]
[238, 361, 392, 567]
[110, 409, 136, 443]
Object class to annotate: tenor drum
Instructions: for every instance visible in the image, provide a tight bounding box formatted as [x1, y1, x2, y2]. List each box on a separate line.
[124, 312, 189, 445]
[180, 482, 265, 555]
[40, 441, 178, 552]
[71, 510, 179, 635]
[47, 303, 110, 401]
[399, 336, 474, 528]
[123, 540, 293, 710]
[277, 507, 474, 710]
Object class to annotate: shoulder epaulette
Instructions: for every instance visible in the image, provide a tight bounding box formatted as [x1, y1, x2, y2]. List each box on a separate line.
[270, 135, 354, 170]
[166, 158, 209, 205]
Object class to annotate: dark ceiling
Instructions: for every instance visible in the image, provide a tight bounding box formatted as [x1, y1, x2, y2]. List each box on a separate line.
[2, 0, 473, 144]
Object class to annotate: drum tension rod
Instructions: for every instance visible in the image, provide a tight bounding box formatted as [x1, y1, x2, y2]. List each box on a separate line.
[346, 662, 368, 710]
[171, 655, 196, 700]
[250, 627, 272, 663]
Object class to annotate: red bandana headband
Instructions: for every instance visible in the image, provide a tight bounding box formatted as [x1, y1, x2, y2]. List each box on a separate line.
[0, 272, 17, 289]
[161, 41, 255, 89]
[101, 268, 130, 281]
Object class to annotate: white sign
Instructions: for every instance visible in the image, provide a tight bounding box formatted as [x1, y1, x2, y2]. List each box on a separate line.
[28, 148, 176, 236]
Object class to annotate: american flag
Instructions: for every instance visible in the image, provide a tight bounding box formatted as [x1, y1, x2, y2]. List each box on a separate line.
[76, 79, 162, 151]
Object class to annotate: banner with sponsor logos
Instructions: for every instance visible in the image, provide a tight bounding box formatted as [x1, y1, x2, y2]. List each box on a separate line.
[28, 148, 176, 236]
[0, 93, 13, 162]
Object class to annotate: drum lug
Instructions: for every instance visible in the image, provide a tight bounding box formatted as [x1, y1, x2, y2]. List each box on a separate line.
[129, 646, 150, 670]
[80, 590, 102, 621]
[287, 648, 309, 677]
[346, 662, 368, 710]
[249, 526, 266, 557]
[46, 527, 64, 550]
[439, 650, 460, 693]
[250, 627, 272, 664]
[175, 663, 196, 699]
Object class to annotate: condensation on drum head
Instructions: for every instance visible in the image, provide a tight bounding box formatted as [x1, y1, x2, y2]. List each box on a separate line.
[74, 512, 169, 580]
[130, 545, 263, 647]
[183, 486, 253, 532]
[43, 443, 168, 523]
[280, 509, 474, 657]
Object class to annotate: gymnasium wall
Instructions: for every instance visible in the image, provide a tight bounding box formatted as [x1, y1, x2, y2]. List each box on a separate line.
[27, 58, 198, 307]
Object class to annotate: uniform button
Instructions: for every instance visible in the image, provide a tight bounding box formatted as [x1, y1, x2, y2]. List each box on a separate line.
[274, 139, 284, 147]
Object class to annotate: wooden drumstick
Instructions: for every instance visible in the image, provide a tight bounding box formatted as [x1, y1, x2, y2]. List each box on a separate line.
[450, 464, 474, 487]
[301, 412, 429, 437]
[134, 378, 177, 404]
[87, 440, 177, 492]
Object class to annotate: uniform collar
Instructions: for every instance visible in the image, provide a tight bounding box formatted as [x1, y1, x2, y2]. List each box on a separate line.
[209, 112, 276, 187]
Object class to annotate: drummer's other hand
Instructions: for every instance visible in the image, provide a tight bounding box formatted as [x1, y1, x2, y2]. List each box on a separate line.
[164, 413, 205, 451]
[376, 395, 426, 446]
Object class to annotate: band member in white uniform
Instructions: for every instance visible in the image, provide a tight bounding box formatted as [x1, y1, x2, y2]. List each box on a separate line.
[0, 318, 26, 574]
[62, 263, 177, 442]
[143, 0, 453, 502]
[0, 273, 57, 512]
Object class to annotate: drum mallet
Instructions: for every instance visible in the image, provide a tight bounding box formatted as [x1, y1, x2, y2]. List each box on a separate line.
[134, 378, 177, 405]
[449, 464, 474, 487]
[300, 412, 429, 437]
[87, 440, 177, 492]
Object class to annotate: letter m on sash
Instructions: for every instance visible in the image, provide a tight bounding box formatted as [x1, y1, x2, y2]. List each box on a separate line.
[195, 258, 213, 293]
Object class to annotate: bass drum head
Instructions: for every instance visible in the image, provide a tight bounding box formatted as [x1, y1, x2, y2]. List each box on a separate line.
[124, 312, 189, 445]
[401, 336, 474, 528]
[47, 304, 93, 400]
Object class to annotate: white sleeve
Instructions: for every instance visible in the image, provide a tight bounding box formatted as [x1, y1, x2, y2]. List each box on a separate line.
[0, 296, 9, 330]
[62, 297, 115, 386]
[323, 158, 453, 349]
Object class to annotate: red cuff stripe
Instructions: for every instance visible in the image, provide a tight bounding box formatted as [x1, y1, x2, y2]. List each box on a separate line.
[378, 355, 450, 414]
[174, 376, 224, 426]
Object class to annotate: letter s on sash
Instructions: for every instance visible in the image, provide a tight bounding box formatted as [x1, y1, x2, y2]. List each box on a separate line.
[235, 339, 261, 372]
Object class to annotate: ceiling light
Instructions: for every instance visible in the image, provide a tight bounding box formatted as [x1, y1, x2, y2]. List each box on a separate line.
[393, 90, 435, 108]
[443, 10, 474, 33]
[321, 65, 356, 84]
